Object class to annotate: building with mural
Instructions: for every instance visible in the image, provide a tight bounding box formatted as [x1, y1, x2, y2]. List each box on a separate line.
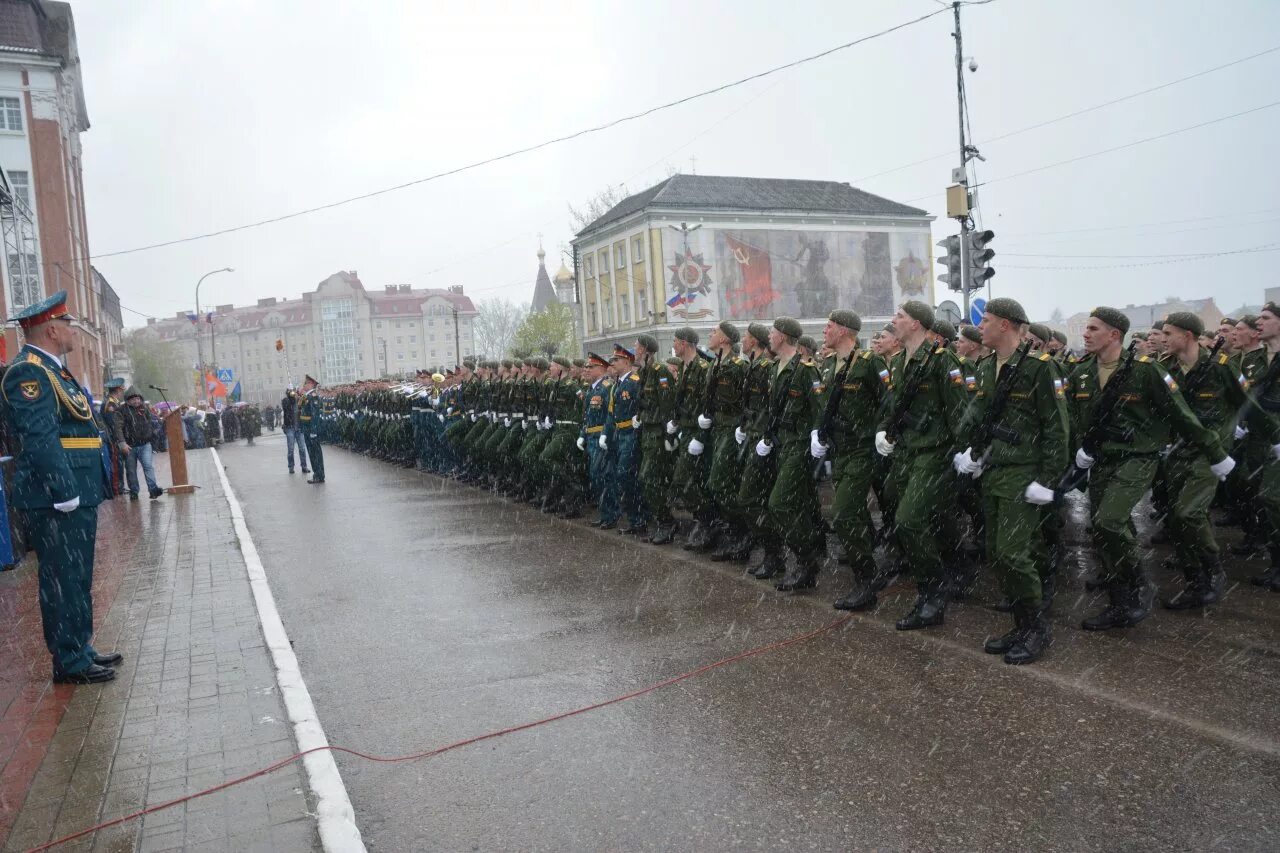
[572, 174, 933, 355]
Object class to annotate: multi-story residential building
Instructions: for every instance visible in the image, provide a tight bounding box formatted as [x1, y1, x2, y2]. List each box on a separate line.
[93, 265, 130, 385]
[572, 174, 933, 354]
[136, 271, 477, 405]
[0, 0, 102, 390]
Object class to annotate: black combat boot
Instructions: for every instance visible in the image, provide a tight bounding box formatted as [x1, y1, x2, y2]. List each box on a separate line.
[1230, 534, 1266, 558]
[895, 581, 946, 630]
[648, 523, 677, 546]
[776, 553, 821, 592]
[833, 572, 879, 611]
[983, 618, 1022, 655]
[1039, 573, 1057, 612]
[1081, 581, 1150, 630]
[683, 516, 715, 551]
[1004, 603, 1051, 665]
[1250, 547, 1280, 591]
[709, 526, 751, 562]
[945, 563, 979, 602]
[749, 547, 786, 579]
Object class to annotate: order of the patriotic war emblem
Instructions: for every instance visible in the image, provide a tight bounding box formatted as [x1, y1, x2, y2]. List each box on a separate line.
[667, 247, 713, 319]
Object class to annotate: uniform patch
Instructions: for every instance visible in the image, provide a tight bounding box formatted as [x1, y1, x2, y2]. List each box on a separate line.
[1163, 373, 1179, 392]
[18, 380, 39, 400]
[948, 367, 963, 385]
[1053, 378, 1065, 398]
[1239, 373, 1248, 390]
[877, 369, 890, 385]
[965, 375, 977, 391]
[658, 377, 669, 386]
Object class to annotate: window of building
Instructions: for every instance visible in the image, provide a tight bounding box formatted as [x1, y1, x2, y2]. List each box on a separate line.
[602, 293, 613, 328]
[615, 243, 626, 270]
[0, 98, 22, 132]
[584, 256, 594, 278]
[430, 349, 436, 358]
[598, 251, 608, 274]
[637, 285, 649, 322]
[8, 170, 29, 206]
[586, 302, 597, 333]
[428, 318, 435, 327]
[410, 335, 416, 343]
[620, 295, 630, 325]
[632, 235, 644, 263]
[396, 336, 402, 344]
[397, 353, 404, 361]
[376, 321, 382, 329]
[411, 351, 418, 359]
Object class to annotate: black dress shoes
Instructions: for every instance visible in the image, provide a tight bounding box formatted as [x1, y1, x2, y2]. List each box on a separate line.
[93, 652, 123, 666]
[53, 664, 116, 685]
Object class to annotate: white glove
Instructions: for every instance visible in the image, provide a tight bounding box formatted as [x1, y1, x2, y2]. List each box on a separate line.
[1273, 443, 1280, 461]
[697, 414, 712, 429]
[874, 430, 895, 457]
[953, 449, 980, 476]
[1235, 425, 1249, 440]
[53, 496, 80, 513]
[520, 419, 528, 430]
[437, 413, 444, 422]
[541, 417, 552, 430]
[663, 439, 677, 452]
[446, 406, 454, 416]
[755, 439, 772, 457]
[1074, 448, 1095, 469]
[576, 437, 585, 451]
[503, 417, 511, 427]
[598, 434, 608, 450]
[1023, 481, 1055, 505]
[810, 429, 828, 459]
[1209, 456, 1236, 481]
[633, 415, 642, 428]
[469, 413, 477, 422]
[688, 438, 705, 456]
[665, 420, 678, 435]
[735, 426, 747, 445]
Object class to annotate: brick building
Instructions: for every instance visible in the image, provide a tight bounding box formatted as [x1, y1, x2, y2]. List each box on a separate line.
[0, 0, 102, 390]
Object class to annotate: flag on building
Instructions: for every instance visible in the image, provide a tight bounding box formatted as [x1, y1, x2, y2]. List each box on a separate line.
[204, 372, 226, 399]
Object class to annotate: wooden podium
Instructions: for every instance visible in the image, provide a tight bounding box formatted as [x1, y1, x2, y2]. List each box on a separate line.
[164, 412, 196, 495]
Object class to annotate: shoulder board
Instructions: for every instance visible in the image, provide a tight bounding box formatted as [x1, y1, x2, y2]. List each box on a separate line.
[629, 372, 639, 381]
[1218, 353, 1229, 364]
[24, 352, 40, 365]
[1037, 352, 1052, 361]
[732, 356, 744, 364]
[1138, 355, 1152, 363]
[934, 346, 946, 355]
[860, 351, 871, 360]
[802, 359, 815, 368]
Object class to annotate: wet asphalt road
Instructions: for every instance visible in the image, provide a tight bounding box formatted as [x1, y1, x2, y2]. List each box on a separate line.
[218, 434, 1280, 852]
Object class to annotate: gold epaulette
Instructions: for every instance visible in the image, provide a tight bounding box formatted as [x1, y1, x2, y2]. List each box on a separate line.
[1218, 353, 1230, 364]
[1138, 355, 1152, 363]
[629, 372, 640, 381]
[24, 353, 40, 365]
[1038, 352, 1052, 361]
[934, 346, 946, 354]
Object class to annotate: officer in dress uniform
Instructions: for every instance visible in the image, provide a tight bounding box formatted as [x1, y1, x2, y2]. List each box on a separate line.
[606, 345, 645, 534]
[298, 375, 325, 484]
[2, 291, 119, 684]
[579, 353, 618, 528]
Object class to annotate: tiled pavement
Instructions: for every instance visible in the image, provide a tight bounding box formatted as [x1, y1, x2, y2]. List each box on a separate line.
[0, 450, 319, 852]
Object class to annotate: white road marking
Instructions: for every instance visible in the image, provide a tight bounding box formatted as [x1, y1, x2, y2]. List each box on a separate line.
[211, 448, 366, 852]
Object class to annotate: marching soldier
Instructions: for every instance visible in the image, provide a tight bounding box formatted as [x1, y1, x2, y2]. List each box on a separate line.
[714, 323, 772, 563]
[1246, 303, 1280, 590]
[875, 301, 969, 630]
[691, 322, 747, 553]
[634, 334, 676, 542]
[953, 298, 1067, 664]
[662, 328, 708, 547]
[1067, 307, 1233, 631]
[810, 310, 891, 610]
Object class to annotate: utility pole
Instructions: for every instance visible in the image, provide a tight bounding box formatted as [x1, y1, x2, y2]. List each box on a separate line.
[952, 1, 971, 319]
[452, 305, 461, 368]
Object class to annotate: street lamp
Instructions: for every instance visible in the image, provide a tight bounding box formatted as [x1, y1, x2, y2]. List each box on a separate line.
[194, 267, 233, 399]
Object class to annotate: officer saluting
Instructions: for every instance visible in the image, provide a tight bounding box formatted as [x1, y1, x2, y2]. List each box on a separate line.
[2, 291, 119, 684]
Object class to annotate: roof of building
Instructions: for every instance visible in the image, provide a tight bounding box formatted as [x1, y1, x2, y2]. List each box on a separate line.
[531, 247, 558, 313]
[577, 174, 928, 235]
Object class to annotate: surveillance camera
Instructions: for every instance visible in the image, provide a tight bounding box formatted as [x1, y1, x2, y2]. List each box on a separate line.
[968, 58, 978, 72]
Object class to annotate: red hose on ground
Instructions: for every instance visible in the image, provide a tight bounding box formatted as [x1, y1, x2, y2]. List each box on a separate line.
[27, 613, 855, 852]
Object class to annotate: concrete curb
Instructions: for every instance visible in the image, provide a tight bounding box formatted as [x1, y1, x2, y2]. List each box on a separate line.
[211, 448, 366, 853]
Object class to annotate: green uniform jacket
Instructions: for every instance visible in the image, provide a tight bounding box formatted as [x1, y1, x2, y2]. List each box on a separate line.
[766, 353, 822, 446]
[2, 346, 107, 509]
[673, 357, 708, 430]
[818, 349, 889, 451]
[880, 341, 970, 453]
[1168, 347, 1280, 448]
[1067, 353, 1226, 461]
[703, 354, 747, 426]
[741, 354, 775, 434]
[636, 358, 676, 425]
[963, 349, 1069, 487]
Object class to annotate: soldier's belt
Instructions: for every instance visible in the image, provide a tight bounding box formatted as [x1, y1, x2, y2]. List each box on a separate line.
[512, 412, 524, 418]
[60, 437, 102, 449]
[614, 419, 634, 430]
[989, 423, 1022, 446]
[555, 419, 577, 426]
[584, 425, 605, 434]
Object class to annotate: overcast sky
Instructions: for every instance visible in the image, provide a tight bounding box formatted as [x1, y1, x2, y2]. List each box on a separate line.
[75, 0, 1280, 328]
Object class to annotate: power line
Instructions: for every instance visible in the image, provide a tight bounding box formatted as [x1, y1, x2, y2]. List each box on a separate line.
[853, 43, 1280, 184]
[88, 7, 948, 262]
[902, 98, 1280, 204]
[1003, 242, 1280, 270]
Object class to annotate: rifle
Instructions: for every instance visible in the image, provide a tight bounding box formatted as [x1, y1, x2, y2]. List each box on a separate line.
[810, 348, 859, 478]
[698, 350, 725, 435]
[1161, 337, 1226, 459]
[883, 345, 941, 444]
[1056, 340, 1141, 495]
[761, 352, 808, 449]
[1236, 350, 1280, 480]
[966, 341, 1035, 464]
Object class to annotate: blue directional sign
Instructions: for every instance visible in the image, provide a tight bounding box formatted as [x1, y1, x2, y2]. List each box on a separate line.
[216, 368, 234, 383]
[969, 297, 987, 327]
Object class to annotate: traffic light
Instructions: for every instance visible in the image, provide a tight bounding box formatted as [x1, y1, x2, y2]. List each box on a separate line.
[275, 339, 284, 352]
[967, 229, 995, 287]
[937, 235, 963, 292]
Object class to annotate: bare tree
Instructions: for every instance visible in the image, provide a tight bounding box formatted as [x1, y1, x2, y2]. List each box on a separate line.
[472, 297, 529, 359]
[568, 184, 630, 234]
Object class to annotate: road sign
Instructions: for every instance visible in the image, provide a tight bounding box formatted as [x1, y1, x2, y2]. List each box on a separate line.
[969, 297, 987, 327]
[216, 368, 234, 383]
[936, 300, 962, 327]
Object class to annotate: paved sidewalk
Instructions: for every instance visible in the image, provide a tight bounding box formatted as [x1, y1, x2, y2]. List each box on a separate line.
[0, 450, 319, 852]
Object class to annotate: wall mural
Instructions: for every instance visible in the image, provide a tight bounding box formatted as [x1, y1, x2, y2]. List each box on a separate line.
[665, 227, 932, 322]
